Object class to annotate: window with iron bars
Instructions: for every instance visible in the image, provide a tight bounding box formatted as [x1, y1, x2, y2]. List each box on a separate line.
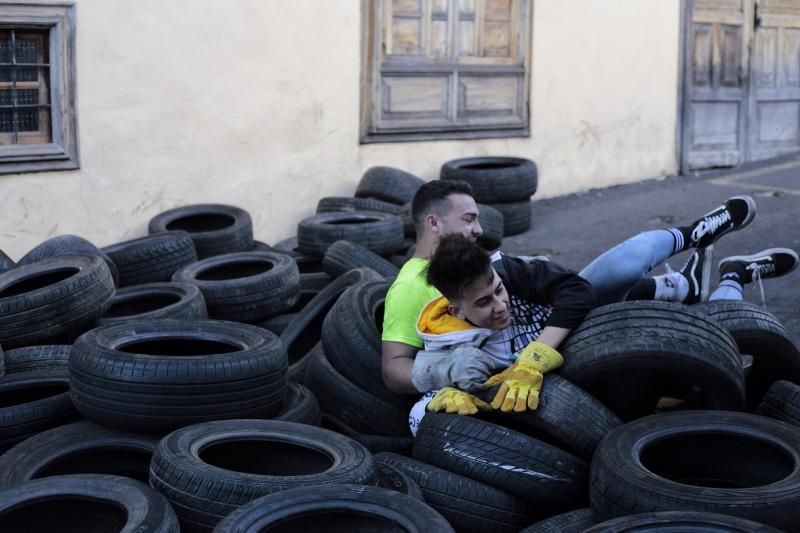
[0, 2, 78, 175]
[0, 30, 50, 145]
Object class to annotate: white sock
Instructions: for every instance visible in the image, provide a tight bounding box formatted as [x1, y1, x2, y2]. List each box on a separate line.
[653, 273, 689, 302]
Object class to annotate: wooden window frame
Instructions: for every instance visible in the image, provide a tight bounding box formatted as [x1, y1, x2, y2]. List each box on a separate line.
[360, 0, 532, 144]
[0, 1, 77, 175]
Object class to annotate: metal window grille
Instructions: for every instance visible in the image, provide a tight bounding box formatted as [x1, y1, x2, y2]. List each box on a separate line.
[0, 29, 50, 144]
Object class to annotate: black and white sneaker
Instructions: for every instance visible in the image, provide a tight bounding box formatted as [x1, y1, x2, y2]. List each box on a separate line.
[679, 250, 704, 304]
[719, 248, 799, 284]
[689, 196, 756, 248]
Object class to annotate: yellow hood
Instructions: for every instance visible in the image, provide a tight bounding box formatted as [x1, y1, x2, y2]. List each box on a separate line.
[416, 296, 477, 335]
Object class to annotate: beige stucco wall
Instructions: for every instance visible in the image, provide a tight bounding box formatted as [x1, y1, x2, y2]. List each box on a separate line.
[0, 0, 681, 259]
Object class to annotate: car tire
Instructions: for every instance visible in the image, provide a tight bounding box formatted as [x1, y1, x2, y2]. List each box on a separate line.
[0, 370, 78, 453]
[96, 282, 207, 326]
[0, 474, 179, 532]
[148, 203, 253, 259]
[305, 346, 410, 437]
[584, 511, 780, 532]
[488, 199, 532, 236]
[0, 255, 115, 348]
[477, 202, 505, 250]
[212, 484, 451, 533]
[695, 300, 800, 409]
[3, 345, 70, 374]
[17, 234, 120, 287]
[413, 412, 589, 506]
[321, 280, 409, 408]
[297, 212, 405, 257]
[316, 196, 402, 215]
[149, 419, 377, 532]
[355, 166, 426, 205]
[323, 240, 399, 279]
[69, 319, 288, 433]
[375, 451, 537, 533]
[281, 267, 383, 372]
[590, 410, 800, 530]
[0, 420, 159, 487]
[102, 231, 197, 287]
[519, 508, 596, 533]
[476, 374, 622, 459]
[440, 156, 537, 203]
[759, 380, 800, 427]
[172, 251, 300, 322]
[271, 381, 321, 426]
[559, 301, 745, 420]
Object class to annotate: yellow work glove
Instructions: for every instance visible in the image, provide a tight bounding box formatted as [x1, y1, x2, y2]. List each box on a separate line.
[426, 387, 491, 416]
[484, 341, 564, 412]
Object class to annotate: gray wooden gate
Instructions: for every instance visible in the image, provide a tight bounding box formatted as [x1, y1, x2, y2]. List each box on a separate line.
[683, 0, 800, 171]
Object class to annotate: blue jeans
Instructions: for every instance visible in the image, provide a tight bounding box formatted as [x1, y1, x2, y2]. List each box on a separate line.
[578, 229, 741, 305]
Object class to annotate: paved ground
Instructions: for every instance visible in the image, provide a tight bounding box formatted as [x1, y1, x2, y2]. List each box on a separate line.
[501, 153, 800, 343]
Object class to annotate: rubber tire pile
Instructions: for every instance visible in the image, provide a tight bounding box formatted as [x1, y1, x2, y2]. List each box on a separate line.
[441, 156, 539, 236]
[0, 162, 798, 531]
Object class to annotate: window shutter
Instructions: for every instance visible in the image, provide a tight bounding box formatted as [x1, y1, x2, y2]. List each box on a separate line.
[363, 0, 530, 142]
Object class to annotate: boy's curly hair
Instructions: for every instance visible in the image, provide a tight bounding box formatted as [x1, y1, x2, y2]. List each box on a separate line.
[426, 234, 492, 302]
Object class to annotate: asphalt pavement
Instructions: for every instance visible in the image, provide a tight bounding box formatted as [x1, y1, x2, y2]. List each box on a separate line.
[501, 153, 800, 343]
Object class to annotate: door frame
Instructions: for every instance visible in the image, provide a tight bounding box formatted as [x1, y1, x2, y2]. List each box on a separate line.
[677, 0, 690, 174]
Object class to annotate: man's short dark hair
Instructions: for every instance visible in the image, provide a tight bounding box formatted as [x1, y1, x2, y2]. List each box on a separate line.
[411, 180, 474, 226]
[426, 233, 492, 302]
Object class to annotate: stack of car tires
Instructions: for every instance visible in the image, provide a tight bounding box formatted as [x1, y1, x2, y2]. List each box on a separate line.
[0, 185, 799, 531]
[441, 156, 538, 236]
[372, 299, 800, 532]
[307, 166, 423, 269]
[0, 202, 454, 532]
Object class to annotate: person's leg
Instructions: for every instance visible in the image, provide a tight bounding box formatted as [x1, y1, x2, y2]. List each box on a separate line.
[579, 229, 679, 305]
[709, 248, 799, 302]
[580, 196, 756, 305]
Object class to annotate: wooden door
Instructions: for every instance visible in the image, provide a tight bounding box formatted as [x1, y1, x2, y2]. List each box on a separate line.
[748, 0, 800, 161]
[683, 0, 753, 170]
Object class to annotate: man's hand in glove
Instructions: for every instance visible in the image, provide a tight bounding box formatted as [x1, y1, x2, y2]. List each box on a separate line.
[426, 387, 491, 416]
[484, 341, 563, 412]
[411, 344, 495, 393]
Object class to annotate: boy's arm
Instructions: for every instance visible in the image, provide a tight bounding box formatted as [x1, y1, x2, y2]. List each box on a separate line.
[383, 341, 497, 394]
[499, 255, 596, 332]
[381, 341, 420, 394]
[534, 325, 571, 351]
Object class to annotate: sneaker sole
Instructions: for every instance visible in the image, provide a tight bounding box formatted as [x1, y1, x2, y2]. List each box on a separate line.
[731, 195, 757, 232]
[718, 247, 800, 279]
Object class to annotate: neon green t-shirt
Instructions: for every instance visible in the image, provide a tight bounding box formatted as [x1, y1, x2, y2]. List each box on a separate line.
[381, 258, 441, 348]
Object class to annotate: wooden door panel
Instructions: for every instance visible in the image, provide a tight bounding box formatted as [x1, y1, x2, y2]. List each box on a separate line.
[756, 101, 799, 143]
[748, 0, 800, 160]
[693, 25, 714, 87]
[785, 29, 800, 86]
[719, 25, 743, 86]
[754, 27, 779, 87]
[692, 102, 740, 147]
